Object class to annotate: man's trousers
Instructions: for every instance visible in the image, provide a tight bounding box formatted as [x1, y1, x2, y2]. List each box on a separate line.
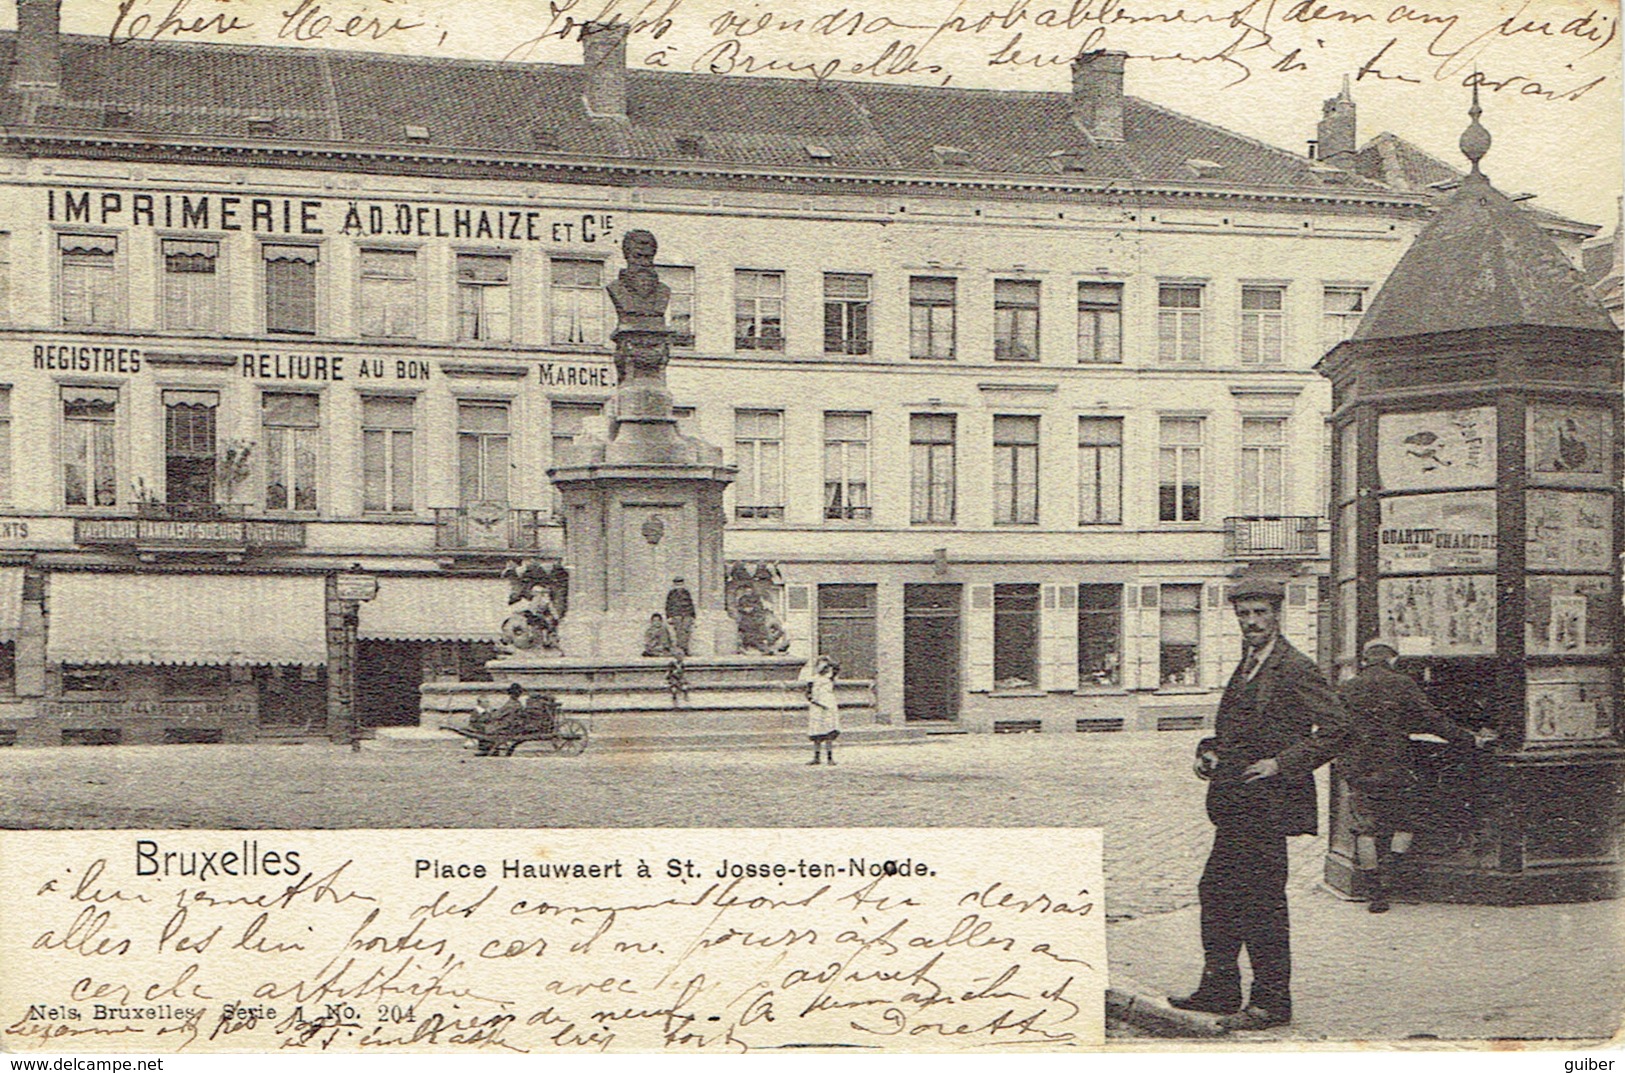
[1196, 822, 1291, 1015]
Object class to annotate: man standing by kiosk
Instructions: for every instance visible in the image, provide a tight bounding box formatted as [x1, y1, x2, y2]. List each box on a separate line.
[1170, 577, 1349, 1030]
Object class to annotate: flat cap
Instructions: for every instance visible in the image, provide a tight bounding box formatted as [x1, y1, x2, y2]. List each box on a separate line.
[1363, 639, 1400, 658]
[1228, 577, 1285, 602]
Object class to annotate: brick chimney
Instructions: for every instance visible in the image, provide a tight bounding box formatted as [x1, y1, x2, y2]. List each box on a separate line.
[1071, 51, 1126, 144]
[581, 21, 629, 120]
[12, 0, 61, 97]
[1316, 76, 1357, 163]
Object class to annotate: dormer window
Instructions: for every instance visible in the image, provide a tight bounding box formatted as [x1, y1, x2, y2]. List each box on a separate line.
[531, 127, 560, 151]
[675, 134, 705, 157]
[805, 143, 834, 162]
[933, 145, 970, 167]
[246, 116, 277, 137]
[102, 107, 133, 130]
[404, 124, 431, 144]
[1185, 158, 1225, 177]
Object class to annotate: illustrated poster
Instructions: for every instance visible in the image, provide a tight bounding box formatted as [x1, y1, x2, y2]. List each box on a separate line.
[1527, 404, 1612, 487]
[1377, 575, 1496, 657]
[1526, 490, 1615, 572]
[1526, 666, 1615, 745]
[1376, 408, 1496, 492]
[1525, 576, 1615, 657]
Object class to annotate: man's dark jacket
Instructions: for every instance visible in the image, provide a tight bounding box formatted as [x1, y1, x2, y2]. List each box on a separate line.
[1200, 639, 1350, 836]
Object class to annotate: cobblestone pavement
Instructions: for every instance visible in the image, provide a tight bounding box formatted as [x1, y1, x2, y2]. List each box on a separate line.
[0, 730, 1322, 921]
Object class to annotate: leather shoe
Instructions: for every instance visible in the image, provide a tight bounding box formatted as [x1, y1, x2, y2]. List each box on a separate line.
[1167, 991, 1242, 1015]
[1218, 1005, 1291, 1031]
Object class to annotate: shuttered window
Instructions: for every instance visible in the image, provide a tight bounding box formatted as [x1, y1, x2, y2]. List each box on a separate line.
[62, 386, 118, 508]
[60, 234, 120, 327]
[162, 239, 221, 331]
[263, 244, 318, 336]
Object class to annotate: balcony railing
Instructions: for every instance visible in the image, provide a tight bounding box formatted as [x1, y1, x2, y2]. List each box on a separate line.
[434, 506, 542, 552]
[1224, 516, 1321, 558]
[77, 508, 305, 552]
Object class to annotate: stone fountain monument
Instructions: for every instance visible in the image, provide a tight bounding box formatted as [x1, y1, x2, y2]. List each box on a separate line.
[395, 230, 914, 750]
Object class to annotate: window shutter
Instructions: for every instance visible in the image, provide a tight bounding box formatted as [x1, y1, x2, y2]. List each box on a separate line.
[1136, 586, 1161, 690]
[784, 584, 814, 659]
[965, 584, 994, 692]
[1042, 583, 1079, 692]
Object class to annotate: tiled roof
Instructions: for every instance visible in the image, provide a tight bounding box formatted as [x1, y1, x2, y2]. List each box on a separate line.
[1352, 130, 1594, 233]
[1, 33, 1410, 199]
[1355, 170, 1616, 340]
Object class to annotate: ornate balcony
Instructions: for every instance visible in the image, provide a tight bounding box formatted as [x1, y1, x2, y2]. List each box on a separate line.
[434, 506, 543, 553]
[1224, 516, 1321, 558]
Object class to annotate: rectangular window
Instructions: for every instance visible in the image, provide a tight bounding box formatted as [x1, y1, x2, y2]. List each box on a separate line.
[1322, 286, 1366, 351]
[1078, 584, 1122, 687]
[550, 258, 606, 345]
[0, 387, 10, 504]
[361, 396, 415, 513]
[548, 400, 602, 515]
[162, 239, 221, 331]
[359, 249, 417, 339]
[1078, 416, 1123, 524]
[823, 272, 871, 355]
[263, 244, 318, 336]
[909, 276, 956, 359]
[994, 279, 1040, 361]
[1159, 416, 1203, 522]
[993, 415, 1040, 525]
[262, 392, 319, 512]
[163, 389, 218, 507]
[658, 265, 695, 348]
[1239, 285, 1285, 364]
[910, 413, 956, 524]
[60, 234, 120, 327]
[735, 270, 785, 351]
[1160, 583, 1202, 686]
[457, 401, 511, 506]
[160, 665, 229, 698]
[1077, 282, 1122, 363]
[734, 409, 784, 519]
[456, 253, 511, 342]
[62, 386, 118, 508]
[823, 411, 871, 520]
[993, 583, 1040, 689]
[1157, 283, 1203, 364]
[1240, 416, 1286, 517]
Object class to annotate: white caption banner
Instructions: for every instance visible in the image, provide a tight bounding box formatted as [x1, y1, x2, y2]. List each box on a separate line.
[1, 828, 1104, 1053]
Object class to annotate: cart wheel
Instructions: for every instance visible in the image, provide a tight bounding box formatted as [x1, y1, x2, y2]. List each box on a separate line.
[553, 719, 588, 755]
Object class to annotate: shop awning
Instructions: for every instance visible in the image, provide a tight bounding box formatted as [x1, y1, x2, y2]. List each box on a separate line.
[0, 567, 24, 643]
[49, 573, 327, 666]
[358, 577, 510, 642]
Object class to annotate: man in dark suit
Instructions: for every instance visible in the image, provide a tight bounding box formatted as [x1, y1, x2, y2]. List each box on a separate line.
[1170, 577, 1350, 1031]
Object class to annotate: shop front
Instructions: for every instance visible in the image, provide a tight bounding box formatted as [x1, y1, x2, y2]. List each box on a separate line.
[356, 575, 509, 728]
[38, 571, 328, 745]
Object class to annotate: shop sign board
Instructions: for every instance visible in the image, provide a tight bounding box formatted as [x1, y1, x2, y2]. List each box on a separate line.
[1377, 491, 1497, 573]
[1377, 407, 1496, 492]
[1527, 404, 1613, 487]
[1526, 490, 1614, 572]
[1377, 575, 1496, 657]
[1525, 576, 1614, 658]
[1526, 666, 1614, 745]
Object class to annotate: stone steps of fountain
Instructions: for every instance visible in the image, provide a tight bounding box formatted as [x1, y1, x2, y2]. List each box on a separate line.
[368, 723, 929, 753]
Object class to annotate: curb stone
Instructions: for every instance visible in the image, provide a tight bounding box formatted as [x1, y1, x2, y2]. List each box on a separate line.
[1107, 985, 1230, 1039]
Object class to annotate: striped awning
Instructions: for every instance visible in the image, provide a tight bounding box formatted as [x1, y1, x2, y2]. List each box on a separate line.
[358, 577, 509, 642]
[49, 573, 327, 666]
[0, 567, 23, 642]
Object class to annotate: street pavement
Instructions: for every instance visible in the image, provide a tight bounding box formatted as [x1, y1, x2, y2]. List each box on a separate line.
[2, 730, 1620, 1045]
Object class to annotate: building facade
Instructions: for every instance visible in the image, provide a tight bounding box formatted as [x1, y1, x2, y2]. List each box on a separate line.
[0, 3, 1522, 744]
